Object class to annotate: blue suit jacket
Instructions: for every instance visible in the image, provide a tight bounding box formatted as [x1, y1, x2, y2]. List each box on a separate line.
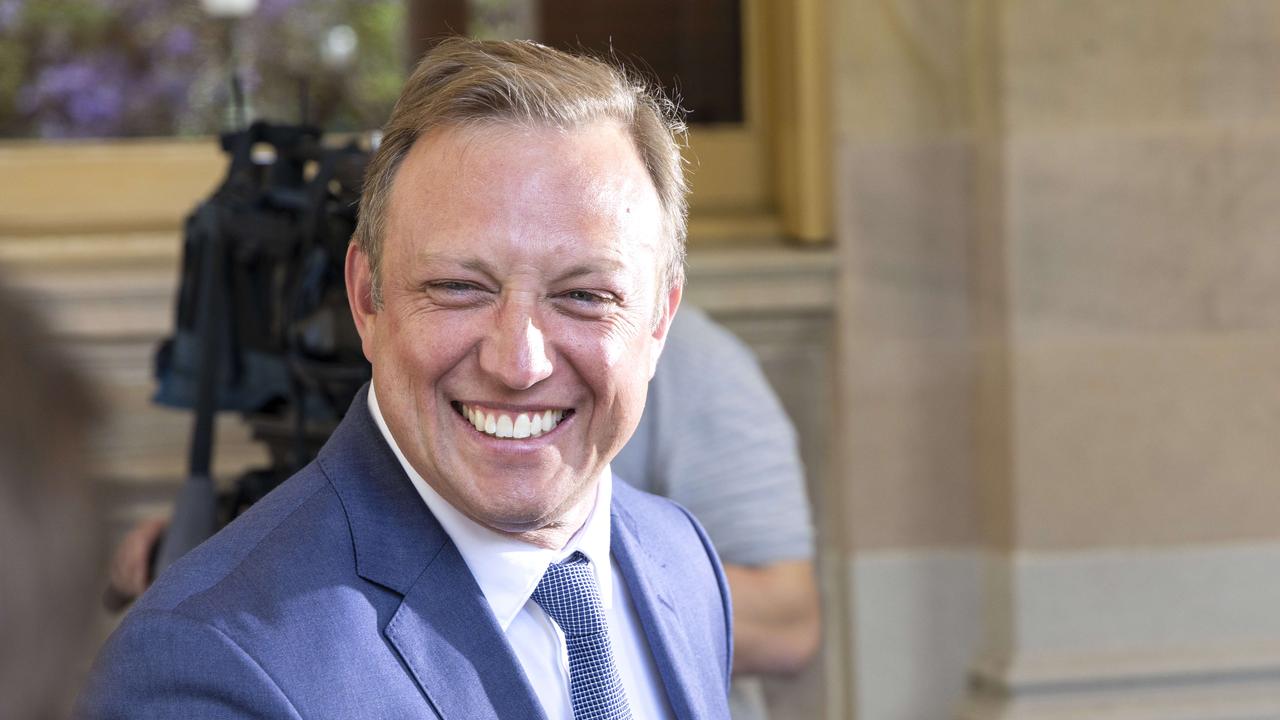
[78, 389, 733, 719]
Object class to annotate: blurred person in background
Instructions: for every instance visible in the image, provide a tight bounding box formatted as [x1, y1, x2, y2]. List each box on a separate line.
[0, 274, 104, 719]
[611, 305, 821, 718]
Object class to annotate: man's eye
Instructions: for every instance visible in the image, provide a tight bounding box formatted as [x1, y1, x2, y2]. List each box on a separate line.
[432, 281, 483, 293]
[424, 281, 491, 306]
[563, 290, 613, 305]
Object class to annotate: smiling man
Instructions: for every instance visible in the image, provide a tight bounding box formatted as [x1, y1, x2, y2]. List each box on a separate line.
[78, 39, 732, 720]
[357, 119, 674, 552]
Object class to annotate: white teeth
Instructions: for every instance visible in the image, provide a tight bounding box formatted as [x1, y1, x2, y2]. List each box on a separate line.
[462, 404, 565, 439]
[513, 413, 531, 439]
[496, 415, 514, 438]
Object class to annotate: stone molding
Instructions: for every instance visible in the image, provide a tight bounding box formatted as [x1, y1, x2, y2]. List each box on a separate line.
[963, 544, 1280, 720]
[851, 549, 986, 720]
[963, 656, 1280, 720]
[685, 241, 838, 316]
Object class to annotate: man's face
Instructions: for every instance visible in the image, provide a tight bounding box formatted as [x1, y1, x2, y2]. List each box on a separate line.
[347, 121, 680, 539]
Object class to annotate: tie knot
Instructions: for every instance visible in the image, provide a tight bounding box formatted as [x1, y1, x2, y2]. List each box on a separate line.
[531, 551, 606, 637]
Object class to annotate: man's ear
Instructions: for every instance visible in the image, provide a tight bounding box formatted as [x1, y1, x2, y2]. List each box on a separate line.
[646, 283, 682, 379]
[345, 243, 378, 362]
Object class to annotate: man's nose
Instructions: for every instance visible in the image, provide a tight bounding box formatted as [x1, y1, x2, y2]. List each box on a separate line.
[478, 297, 553, 390]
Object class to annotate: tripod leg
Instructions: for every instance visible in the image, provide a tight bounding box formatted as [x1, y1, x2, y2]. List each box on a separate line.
[154, 205, 227, 576]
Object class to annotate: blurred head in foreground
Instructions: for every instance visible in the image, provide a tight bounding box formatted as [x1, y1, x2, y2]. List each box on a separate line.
[0, 275, 103, 718]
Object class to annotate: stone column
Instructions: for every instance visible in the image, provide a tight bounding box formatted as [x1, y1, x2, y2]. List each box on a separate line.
[833, 2, 986, 718]
[834, 1, 1280, 718]
[963, 1, 1280, 717]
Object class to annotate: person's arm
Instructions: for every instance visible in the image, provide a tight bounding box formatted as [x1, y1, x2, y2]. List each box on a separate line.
[618, 307, 824, 677]
[104, 516, 168, 609]
[724, 560, 821, 675]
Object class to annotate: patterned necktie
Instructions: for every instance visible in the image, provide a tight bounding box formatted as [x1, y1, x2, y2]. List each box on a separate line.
[531, 551, 633, 720]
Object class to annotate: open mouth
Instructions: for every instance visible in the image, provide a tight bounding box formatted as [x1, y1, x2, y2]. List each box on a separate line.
[452, 401, 573, 439]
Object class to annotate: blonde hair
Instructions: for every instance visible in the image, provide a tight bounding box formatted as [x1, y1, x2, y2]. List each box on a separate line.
[353, 37, 689, 306]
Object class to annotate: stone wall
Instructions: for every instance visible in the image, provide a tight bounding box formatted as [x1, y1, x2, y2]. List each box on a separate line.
[832, 1, 1280, 718]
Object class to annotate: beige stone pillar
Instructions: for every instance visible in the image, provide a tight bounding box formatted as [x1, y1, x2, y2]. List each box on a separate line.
[835, 1, 1280, 718]
[963, 1, 1280, 717]
[833, 2, 986, 717]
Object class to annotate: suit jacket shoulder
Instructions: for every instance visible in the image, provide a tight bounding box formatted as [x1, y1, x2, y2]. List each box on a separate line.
[77, 449, 452, 718]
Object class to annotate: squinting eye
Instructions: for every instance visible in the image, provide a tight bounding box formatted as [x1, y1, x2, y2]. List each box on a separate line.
[564, 290, 613, 304]
[424, 280, 492, 307]
[433, 281, 482, 293]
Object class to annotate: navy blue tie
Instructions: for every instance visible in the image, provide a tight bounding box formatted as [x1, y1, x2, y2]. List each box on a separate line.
[531, 551, 633, 720]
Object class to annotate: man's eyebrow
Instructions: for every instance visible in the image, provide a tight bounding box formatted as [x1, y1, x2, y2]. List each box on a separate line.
[414, 253, 625, 282]
[459, 258, 498, 277]
[554, 260, 626, 283]
[416, 253, 498, 278]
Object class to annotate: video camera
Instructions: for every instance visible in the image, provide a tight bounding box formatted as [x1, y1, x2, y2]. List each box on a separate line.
[151, 121, 373, 573]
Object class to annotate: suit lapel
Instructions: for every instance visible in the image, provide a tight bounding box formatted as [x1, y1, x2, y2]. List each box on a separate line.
[318, 387, 544, 720]
[610, 488, 719, 720]
[384, 543, 546, 720]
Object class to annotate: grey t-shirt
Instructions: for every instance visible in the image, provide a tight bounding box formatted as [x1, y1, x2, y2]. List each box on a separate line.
[613, 306, 815, 720]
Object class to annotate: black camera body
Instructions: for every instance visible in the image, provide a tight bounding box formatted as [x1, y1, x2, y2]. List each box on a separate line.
[154, 122, 373, 550]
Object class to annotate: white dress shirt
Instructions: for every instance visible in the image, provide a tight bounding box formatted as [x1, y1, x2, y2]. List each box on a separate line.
[368, 387, 674, 720]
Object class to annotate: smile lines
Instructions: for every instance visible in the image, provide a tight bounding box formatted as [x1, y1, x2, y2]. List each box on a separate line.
[456, 402, 568, 439]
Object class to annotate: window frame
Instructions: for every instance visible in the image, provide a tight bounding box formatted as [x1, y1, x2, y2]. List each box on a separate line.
[0, 0, 828, 245]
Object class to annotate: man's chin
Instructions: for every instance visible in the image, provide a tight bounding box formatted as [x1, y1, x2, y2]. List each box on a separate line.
[465, 499, 575, 534]
[459, 479, 597, 538]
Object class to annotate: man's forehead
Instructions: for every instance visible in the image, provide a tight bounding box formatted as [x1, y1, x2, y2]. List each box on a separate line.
[409, 119, 633, 163]
[388, 121, 660, 229]
[412, 251, 635, 278]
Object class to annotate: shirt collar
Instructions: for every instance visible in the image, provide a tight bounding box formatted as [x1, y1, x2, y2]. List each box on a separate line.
[367, 384, 614, 630]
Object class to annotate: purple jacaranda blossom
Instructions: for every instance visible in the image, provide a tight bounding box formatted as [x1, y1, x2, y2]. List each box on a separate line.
[67, 81, 124, 129]
[0, 0, 21, 32]
[18, 55, 131, 136]
[149, 71, 191, 107]
[117, 73, 184, 136]
[163, 26, 197, 57]
[117, 0, 170, 23]
[19, 61, 96, 113]
[4, 0, 403, 138]
[259, 0, 302, 21]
